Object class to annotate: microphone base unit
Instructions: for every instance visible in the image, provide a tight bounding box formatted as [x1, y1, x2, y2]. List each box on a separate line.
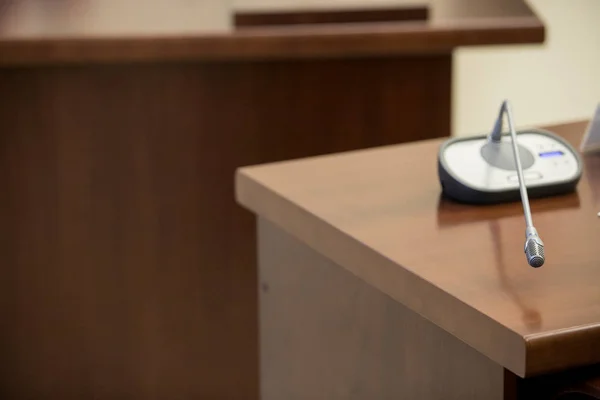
[438, 128, 583, 205]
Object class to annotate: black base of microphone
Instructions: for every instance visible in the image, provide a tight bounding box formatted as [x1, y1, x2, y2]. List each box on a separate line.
[439, 168, 580, 205]
[438, 129, 583, 205]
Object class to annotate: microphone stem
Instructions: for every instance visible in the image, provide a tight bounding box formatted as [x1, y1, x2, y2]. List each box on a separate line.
[504, 101, 534, 228]
[491, 100, 544, 267]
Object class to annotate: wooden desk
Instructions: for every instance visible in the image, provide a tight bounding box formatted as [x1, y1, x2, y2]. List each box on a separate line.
[0, 1, 545, 398]
[236, 121, 600, 399]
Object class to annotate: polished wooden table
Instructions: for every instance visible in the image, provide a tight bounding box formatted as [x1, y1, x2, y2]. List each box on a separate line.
[0, 1, 545, 398]
[236, 121, 600, 399]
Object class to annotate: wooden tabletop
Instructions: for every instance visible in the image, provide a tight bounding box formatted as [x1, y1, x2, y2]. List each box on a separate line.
[0, 0, 544, 65]
[236, 120, 600, 378]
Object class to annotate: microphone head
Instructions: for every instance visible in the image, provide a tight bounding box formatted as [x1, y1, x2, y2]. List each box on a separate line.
[525, 236, 545, 268]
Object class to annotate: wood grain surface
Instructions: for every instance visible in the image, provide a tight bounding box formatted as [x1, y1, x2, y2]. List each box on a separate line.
[236, 121, 600, 378]
[0, 0, 544, 65]
[0, 53, 450, 399]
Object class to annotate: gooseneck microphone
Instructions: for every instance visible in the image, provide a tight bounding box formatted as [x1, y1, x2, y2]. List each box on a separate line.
[488, 100, 545, 268]
[438, 102, 582, 266]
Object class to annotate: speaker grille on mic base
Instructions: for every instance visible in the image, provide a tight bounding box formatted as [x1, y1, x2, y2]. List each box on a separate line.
[526, 240, 545, 268]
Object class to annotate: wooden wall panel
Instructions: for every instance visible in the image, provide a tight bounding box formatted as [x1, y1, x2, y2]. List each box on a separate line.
[0, 55, 450, 399]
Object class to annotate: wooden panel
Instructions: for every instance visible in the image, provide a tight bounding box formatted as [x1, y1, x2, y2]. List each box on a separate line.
[234, 6, 429, 28]
[258, 218, 515, 399]
[0, 55, 449, 399]
[236, 121, 600, 378]
[0, 0, 544, 65]
[0, 23, 545, 66]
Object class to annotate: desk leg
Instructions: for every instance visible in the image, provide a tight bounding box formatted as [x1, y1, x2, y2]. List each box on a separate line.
[258, 218, 517, 400]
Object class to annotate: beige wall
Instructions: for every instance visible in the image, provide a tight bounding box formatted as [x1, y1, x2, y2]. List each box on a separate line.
[453, 0, 600, 137]
[0, 0, 230, 36]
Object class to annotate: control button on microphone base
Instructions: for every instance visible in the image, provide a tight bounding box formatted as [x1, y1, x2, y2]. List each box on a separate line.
[507, 171, 542, 182]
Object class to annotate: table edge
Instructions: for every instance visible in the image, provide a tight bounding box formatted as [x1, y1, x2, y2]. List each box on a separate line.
[0, 17, 544, 66]
[235, 165, 529, 377]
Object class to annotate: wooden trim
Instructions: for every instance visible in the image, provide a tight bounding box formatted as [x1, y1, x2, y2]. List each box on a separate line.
[234, 6, 429, 28]
[0, 18, 544, 66]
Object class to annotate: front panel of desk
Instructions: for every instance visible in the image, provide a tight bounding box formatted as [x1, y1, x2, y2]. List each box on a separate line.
[257, 218, 600, 400]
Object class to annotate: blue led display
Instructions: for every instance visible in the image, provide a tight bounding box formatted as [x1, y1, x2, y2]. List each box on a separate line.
[539, 150, 564, 158]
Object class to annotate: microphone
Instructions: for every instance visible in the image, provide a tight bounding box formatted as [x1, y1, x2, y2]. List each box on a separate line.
[488, 100, 545, 268]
